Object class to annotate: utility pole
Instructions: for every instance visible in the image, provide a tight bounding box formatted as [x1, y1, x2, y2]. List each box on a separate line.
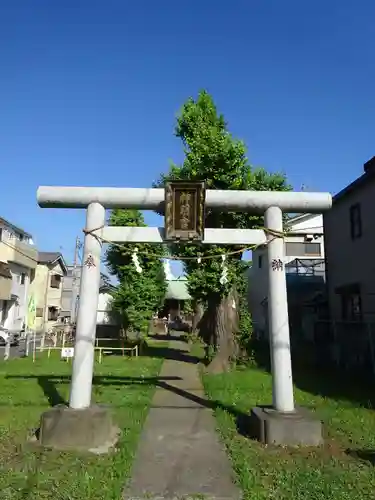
[70, 236, 81, 324]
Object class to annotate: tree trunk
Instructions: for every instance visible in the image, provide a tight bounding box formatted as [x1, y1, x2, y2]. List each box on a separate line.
[206, 288, 240, 374]
[192, 301, 204, 334]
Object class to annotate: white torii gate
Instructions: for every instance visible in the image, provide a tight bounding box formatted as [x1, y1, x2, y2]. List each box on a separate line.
[37, 186, 332, 419]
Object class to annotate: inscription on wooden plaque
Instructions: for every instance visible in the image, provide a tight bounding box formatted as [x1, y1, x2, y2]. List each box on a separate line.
[164, 181, 206, 241]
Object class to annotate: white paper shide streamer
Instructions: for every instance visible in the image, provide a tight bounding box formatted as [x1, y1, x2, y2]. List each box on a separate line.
[219, 254, 228, 285]
[132, 247, 142, 273]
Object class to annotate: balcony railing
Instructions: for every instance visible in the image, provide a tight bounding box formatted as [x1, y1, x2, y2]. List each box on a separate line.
[0, 239, 38, 269]
[285, 258, 326, 278]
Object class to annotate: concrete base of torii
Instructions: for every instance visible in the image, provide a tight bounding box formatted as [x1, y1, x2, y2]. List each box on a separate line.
[38, 405, 120, 454]
[249, 406, 323, 446]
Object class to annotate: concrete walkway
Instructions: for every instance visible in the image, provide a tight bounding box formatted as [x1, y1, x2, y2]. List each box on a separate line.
[124, 335, 241, 500]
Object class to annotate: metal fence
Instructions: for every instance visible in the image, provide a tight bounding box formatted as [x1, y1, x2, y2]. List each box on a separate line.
[291, 320, 375, 378]
[252, 318, 375, 379]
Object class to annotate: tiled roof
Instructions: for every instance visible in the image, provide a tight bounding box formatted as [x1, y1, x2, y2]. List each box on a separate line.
[38, 252, 68, 275]
[38, 252, 62, 264]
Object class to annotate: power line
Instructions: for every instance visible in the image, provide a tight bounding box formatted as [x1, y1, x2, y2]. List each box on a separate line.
[0, 238, 40, 263]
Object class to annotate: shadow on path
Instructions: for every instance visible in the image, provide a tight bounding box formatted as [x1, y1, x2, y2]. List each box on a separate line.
[148, 333, 186, 342]
[141, 343, 202, 365]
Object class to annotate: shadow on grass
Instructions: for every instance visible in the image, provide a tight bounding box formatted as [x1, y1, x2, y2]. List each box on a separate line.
[37, 376, 67, 406]
[251, 339, 375, 410]
[9, 338, 375, 465]
[7, 373, 252, 438]
[6, 371, 375, 465]
[346, 449, 375, 465]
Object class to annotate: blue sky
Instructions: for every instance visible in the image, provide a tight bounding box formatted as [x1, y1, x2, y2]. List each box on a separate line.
[1, 1, 374, 274]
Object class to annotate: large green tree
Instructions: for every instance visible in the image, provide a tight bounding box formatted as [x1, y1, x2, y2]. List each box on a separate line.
[155, 90, 290, 371]
[105, 209, 166, 336]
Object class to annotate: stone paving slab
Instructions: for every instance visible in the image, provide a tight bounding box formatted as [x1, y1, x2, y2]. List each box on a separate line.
[123, 337, 241, 500]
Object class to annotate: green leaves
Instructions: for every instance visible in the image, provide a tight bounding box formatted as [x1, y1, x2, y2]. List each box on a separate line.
[105, 209, 166, 334]
[155, 90, 291, 303]
[105, 90, 291, 352]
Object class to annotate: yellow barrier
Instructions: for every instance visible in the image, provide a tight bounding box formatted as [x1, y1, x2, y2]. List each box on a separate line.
[95, 337, 120, 346]
[96, 345, 139, 363]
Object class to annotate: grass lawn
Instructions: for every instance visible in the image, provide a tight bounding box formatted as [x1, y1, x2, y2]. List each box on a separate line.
[0, 349, 163, 500]
[203, 365, 375, 500]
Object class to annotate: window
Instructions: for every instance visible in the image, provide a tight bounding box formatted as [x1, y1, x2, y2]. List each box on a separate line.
[285, 242, 321, 257]
[20, 273, 26, 285]
[48, 306, 58, 321]
[341, 293, 362, 321]
[50, 274, 62, 289]
[258, 255, 263, 268]
[350, 203, 362, 240]
[36, 308, 44, 318]
[337, 283, 362, 321]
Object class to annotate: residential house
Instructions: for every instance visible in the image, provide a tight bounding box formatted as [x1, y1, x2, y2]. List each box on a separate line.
[60, 264, 112, 323]
[28, 252, 67, 332]
[248, 213, 326, 339]
[324, 156, 375, 325]
[0, 217, 38, 332]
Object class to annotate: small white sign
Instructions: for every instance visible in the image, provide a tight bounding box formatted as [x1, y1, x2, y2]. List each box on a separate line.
[61, 347, 74, 359]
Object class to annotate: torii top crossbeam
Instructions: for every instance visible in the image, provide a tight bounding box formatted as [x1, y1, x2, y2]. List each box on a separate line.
[37, 186, 332, 213]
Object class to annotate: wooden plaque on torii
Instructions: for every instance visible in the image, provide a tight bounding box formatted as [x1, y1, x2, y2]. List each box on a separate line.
[164, 180, 206, 242]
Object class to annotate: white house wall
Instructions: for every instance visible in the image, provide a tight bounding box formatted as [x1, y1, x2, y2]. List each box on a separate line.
[96, 292, 114, 325]
[3, 263, 30, 332]
[288, 214, 325, 257]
